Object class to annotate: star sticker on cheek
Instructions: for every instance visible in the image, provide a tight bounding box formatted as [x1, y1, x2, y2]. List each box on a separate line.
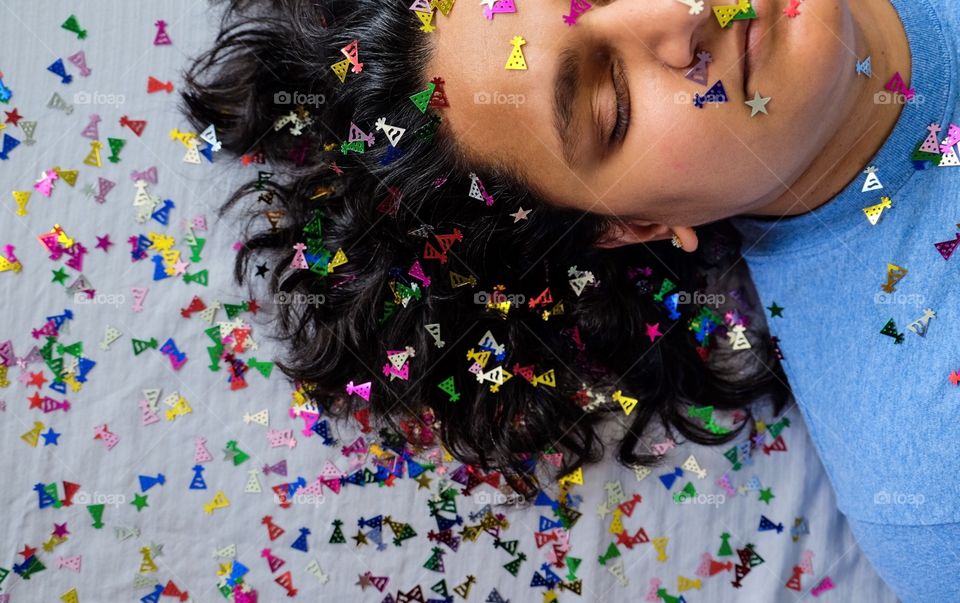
[509, 207, 531, 222]
[95, 234, 113, 252]
[745, 91, 771, 117]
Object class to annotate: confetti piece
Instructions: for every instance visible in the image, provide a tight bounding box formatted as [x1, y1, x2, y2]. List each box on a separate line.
[504, 36, 527, 70]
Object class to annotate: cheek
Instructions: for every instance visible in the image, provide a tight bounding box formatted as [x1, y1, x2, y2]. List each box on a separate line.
[774, 0, 855, 133]
[614, 122, 739, 222]
[638, 120, 779, 223]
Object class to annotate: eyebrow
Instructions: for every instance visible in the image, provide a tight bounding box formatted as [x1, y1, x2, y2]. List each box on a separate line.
[553, 47, 582, 168]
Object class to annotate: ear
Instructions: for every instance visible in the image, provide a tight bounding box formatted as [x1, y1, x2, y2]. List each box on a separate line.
[594, 221, 671, 249]
[594, 221, 698, 252]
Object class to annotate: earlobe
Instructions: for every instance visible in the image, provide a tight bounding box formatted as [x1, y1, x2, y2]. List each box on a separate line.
[671, 225, 699, 252]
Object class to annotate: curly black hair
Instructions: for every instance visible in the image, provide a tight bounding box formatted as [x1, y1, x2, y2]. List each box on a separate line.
[180, 0, 789, 495]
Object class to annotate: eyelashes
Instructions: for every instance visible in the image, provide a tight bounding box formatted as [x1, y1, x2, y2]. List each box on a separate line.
[608, 57, 630, 147]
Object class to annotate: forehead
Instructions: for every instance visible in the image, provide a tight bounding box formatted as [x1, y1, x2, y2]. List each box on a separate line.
[429, 3, 576, 181]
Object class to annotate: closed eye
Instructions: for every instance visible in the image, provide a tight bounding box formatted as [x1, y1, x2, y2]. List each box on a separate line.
[609, 58, 630, 148]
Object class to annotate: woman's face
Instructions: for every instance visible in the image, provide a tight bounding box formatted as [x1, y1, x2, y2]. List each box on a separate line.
[431, 0, 857, 227]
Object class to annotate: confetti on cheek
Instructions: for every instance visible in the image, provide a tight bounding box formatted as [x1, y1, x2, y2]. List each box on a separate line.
[744, 91, 771, 116]
[684, 50, 713, 85]
[784, 0, 802, 18]
[693, 80, 728, 108]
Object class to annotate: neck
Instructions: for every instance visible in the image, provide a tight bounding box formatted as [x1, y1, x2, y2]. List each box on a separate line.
[750, 0, 912, 217]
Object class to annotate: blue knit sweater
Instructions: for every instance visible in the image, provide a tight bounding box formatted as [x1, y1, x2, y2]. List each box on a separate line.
[732, 0, 960, 524]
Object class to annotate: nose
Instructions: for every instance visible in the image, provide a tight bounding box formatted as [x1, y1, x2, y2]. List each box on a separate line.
[587, 0, 712, 69]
